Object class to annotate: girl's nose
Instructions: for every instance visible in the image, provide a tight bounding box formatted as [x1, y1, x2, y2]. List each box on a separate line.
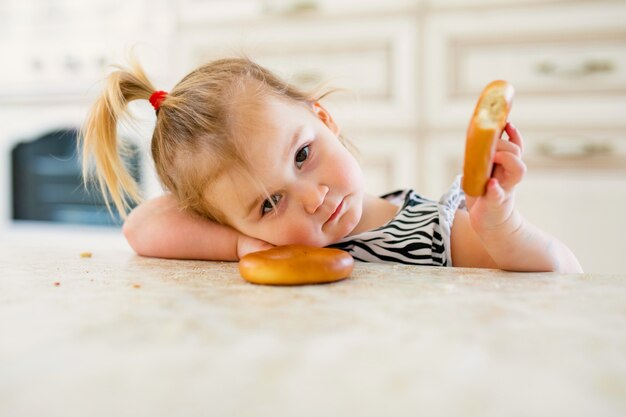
[297, 183, 329, 215]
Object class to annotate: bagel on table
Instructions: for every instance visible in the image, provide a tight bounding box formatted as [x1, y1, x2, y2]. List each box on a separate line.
[239, 245, 354, 286]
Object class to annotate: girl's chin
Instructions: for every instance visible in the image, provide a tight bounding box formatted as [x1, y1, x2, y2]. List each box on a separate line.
[339, 210, 362, 238]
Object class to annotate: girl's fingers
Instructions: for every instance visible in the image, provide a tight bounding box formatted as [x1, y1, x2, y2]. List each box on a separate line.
[503, 123, 524, 154]
[490, 124, 525, 190]
[492, 150, 527, 190]
[495, 137, 522, 157]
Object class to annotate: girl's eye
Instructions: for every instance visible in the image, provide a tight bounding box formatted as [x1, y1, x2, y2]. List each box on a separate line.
[295, 145, 309, 169]
[261, 194, 282, 216]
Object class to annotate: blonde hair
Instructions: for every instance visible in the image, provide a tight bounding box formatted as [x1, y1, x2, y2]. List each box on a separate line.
[80, 57, 340, 222]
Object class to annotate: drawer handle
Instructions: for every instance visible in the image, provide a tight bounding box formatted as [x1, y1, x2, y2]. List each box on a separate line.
[535, 59, 615, 78]
[538, 140, 614, 158]
[263, 0, 319, 16]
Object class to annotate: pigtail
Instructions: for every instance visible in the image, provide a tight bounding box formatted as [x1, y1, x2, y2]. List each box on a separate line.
[79, 59, 155, 219]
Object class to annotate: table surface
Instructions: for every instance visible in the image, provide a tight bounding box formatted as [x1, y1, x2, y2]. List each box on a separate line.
[1, 224, 625, 417]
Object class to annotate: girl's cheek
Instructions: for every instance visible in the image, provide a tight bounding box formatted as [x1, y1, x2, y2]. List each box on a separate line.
[271, 223, 320, 246]
[281, 227, 313, 245]
[326, 153, 347, 178]
[337, 156, 363, 188]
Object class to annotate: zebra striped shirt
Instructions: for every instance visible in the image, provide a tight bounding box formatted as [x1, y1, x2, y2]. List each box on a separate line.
[329, 177, 465, 266]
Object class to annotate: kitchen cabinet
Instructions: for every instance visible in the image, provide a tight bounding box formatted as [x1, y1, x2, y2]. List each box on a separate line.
[421, 1, 626, 129]
[420, 0, 626, 273]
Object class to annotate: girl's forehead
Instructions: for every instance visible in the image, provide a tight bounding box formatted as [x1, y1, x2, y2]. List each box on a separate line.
[245, 95, 305, 123]
[232, 95, 312, 155]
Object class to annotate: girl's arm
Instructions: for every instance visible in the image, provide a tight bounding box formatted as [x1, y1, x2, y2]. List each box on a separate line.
[123, 194, 273, 260]
[451, 209, 582, 272]
[450, 123, 583, 273]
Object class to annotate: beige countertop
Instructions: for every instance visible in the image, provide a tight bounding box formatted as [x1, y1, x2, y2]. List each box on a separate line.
[1, 225, 625, 417]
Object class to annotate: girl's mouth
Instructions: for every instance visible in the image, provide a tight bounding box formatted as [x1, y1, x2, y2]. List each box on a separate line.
[326, 198, 344, 223]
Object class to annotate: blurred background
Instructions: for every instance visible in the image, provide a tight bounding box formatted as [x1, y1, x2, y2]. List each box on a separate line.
[0, 0, 625, 273]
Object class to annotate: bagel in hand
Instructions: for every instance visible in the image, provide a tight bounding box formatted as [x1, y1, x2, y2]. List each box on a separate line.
[238, 245, 354, 286]
[462, 80, 515, 196]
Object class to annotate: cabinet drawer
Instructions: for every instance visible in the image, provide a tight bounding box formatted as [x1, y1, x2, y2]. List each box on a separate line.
[177, 15, 418, 129]
[423, 2, 626, 129]
[459, 34, 626, 96]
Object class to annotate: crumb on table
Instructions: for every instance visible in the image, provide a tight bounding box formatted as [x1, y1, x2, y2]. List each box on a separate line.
[80, 252, 93, 258]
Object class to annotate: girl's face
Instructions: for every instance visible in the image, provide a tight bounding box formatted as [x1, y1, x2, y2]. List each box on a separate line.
[207, 95, 365, 247]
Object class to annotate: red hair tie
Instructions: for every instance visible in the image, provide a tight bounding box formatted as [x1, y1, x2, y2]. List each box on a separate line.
[149, 90, 168, 111]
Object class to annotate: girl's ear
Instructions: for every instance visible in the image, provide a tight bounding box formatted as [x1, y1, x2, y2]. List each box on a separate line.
[312, 102, 340, 135]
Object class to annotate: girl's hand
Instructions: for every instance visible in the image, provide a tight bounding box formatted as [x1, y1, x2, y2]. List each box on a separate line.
[465, 123, 527, 236]
[237, 235, 274, 259]
[456, 122, 582, 272]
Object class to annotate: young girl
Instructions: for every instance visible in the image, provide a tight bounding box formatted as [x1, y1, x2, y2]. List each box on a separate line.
[80, 57, 582, 273]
